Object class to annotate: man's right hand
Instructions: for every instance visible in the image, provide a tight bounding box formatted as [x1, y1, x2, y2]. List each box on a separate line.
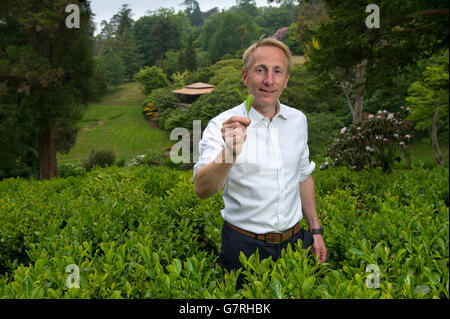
[221, 116, 251, 158]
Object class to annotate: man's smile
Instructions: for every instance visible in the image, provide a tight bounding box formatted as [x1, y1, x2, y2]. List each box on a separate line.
[259, 88, 276, 94]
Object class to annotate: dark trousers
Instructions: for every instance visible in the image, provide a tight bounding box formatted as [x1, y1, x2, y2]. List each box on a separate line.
[219, 222, 314, 290]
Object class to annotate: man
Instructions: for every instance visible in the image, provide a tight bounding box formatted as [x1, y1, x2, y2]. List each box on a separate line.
[193, 37, 327, 288]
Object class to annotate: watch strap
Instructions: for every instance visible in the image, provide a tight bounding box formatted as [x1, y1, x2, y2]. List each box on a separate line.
[310, 227, 324, 235]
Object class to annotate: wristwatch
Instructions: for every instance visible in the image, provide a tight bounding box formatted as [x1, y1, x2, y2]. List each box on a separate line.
[310, 227, 324, 235]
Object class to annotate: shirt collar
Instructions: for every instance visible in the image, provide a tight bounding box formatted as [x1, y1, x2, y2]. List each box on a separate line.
[245, 100, 288, 124]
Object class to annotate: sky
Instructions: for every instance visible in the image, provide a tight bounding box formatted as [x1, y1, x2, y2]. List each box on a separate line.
[90, 0, 276, 33]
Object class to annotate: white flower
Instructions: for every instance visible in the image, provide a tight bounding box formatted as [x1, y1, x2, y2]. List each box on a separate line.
[340, 127, 347, 134]
[387, 113, 394, 120]
[393, 133, 399, 138]
[405, 134, 411, 140]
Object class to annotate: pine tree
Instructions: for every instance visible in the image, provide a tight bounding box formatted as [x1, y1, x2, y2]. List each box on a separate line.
[178, 50, 187, 73]
[0, 0, 95, 179]
[185, 36, 198, 72]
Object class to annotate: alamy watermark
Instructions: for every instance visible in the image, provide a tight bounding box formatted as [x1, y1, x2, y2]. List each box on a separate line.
[65, 264, 80, 289]
[169, 120, 281, 174]
[365, 264, 380, 288]
[65, 4, 80, 29]
[365, 4, 380, 29]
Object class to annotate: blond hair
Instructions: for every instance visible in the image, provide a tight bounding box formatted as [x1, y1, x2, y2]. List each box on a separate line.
[242, 36, 292, 73]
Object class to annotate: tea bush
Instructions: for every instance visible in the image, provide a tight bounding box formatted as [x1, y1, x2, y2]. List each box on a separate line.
[0, 165, 448, 298]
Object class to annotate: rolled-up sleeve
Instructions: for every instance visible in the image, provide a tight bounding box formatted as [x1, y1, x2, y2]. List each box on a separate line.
[193, 119, 225, 182]
[298, 114, 315, 182]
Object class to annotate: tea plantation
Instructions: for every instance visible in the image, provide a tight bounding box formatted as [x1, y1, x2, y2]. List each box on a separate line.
[0, 165, 448, 299]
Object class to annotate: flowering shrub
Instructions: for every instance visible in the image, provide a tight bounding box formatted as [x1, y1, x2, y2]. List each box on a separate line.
[273, 27, 288, 41]
[143, 101, 157, 119]
[128, 154, 147, 167]
[324, 107, 412, 172]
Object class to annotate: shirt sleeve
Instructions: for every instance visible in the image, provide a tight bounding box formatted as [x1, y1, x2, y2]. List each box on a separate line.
[298, 114, 315, 183]
[193, 119, 225, 182]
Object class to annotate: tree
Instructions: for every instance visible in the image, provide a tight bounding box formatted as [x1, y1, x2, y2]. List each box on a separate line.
[181, 0, 204, 27]
[235, 0, 258, 17]
[178, 50, 187, 73]
[201, 11, 260, 62]
[135, 66, 170, 95]
[97, 51, 126, 87]
[0, 0, 95, 180]
[111, 4, 134, 38]
[303, 0, 449, 122]
[132, 9, 182, 67]
[254, 5, 297, 36]
[406, 50, 449, 166]
[185, 36, 198, 72]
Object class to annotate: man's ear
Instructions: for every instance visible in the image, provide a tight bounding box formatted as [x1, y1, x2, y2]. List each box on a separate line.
[283, 73, 290, 89]
[242, 69, 248, 86]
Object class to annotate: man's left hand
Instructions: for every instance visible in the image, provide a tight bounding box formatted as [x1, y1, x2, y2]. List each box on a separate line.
[311, 235, 327, 263]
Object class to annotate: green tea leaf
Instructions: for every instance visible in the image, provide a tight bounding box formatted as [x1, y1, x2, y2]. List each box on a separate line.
[235, 88, 244, 100]
[269, 277, 282, 299]
[172, 259, 182, 276]
[22, 277, 32, 299]
[245, 94, 254, 118]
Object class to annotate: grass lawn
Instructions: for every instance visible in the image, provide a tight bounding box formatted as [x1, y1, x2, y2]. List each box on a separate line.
[57, 82, 172, 166]
[292, 55, 306, 65]
[400, 135, 449, 168]
[311, 133, 449, 170]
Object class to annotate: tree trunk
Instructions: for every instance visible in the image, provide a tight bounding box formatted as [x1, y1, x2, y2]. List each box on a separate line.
[335, 59, 367, 122]
[431, 102, 443, 166]
[39, 120, 58, 180]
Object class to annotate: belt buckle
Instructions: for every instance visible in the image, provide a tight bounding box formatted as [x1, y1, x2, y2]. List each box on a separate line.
[265, 231, 283, 244]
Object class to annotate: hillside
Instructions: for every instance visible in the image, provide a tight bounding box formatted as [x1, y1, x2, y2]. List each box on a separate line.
[57, 82, 172, 166]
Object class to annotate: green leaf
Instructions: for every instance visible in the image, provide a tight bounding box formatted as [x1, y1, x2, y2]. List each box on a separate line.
[269, 277, 282, 299]
[172, 259, 182, 276]
[235, 88, 244, 100]
[22, 277, 32, 299]
[245, 94, 254, 118]
[302, 277, 316, 296]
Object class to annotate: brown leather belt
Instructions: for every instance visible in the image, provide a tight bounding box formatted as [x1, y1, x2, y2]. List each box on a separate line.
[226, 222, 302, 244]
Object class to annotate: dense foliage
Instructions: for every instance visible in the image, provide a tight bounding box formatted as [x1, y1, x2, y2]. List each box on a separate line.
[135, 66, 170, 96]
[0, 165, 447, 298]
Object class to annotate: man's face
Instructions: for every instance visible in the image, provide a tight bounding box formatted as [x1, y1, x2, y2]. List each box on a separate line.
[242, 45, 290, 110]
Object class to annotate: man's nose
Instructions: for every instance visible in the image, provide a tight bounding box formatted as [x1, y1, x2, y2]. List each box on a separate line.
[263, 71, 274, 86]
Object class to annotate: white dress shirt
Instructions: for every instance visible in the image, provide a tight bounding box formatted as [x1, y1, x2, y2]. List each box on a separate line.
[193, 102, 315, 234]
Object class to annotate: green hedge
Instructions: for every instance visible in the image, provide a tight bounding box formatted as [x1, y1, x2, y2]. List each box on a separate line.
[0, 165, 448, 298]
